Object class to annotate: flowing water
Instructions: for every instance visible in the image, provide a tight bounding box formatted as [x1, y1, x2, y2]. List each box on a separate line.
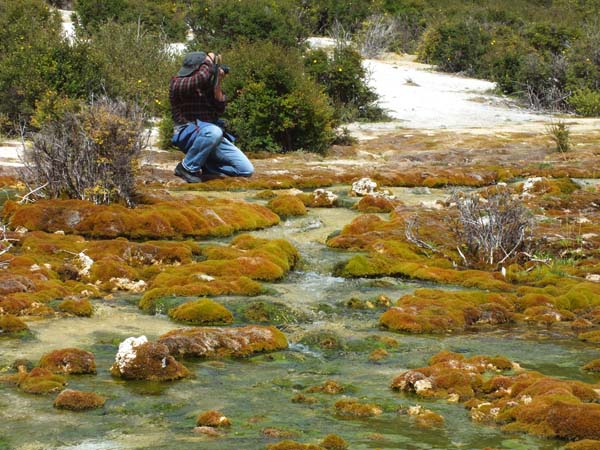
[1, 187, 596, 450]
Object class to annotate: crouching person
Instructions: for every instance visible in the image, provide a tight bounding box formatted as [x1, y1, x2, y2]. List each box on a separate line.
[169, 51, 254, 183]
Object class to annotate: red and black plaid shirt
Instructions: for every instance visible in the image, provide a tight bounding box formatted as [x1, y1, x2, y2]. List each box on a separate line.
[169, 61, 226, 126]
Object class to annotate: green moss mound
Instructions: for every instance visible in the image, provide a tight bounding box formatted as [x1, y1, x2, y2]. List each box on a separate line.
[168, 299, 233, 325]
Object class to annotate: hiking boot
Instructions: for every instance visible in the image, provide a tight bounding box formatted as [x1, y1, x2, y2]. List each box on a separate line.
[174, 162, 203, 183]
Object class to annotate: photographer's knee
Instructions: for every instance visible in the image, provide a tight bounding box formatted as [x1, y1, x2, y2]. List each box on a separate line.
[203, 124, 223, 146]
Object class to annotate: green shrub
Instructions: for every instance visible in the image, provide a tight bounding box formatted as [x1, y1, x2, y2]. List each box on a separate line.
[188, 0, 312, 49]
[568, 88, 600, 117]
[308, 0, 382, 33]
[223, 41, 334, 153]
[75, 0, 188, 41]
[87, 21, 179, 116]
[546, 120, 571, 153]
[157, 113, 176, 150]
[305, 45, 385, 122]
[0, 0, 63, 129]
[417, 18, 491, 74]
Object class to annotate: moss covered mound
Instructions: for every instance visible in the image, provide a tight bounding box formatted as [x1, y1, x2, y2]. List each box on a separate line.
[380, 289, 515, 334]
[53, 389, 106, 411]
[158, 325, 288, 359]
[38, 348, 96, 374]
[3, 197, 279, 239]
[58, 298, 93, 317]
[0, 314, 28, 334]
[139, 235, 299, 312]
[333, 398, 383, 417]
[392, 351, 600, 443]
[17, 368, 67, 395]
[168, 299, 233, 325]
[111, 340, 190, 381]
[267, 195, 307, 218]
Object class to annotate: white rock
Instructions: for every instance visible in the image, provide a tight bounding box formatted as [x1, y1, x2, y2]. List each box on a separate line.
[313, 188, 338, 206]
[77, 251, 94, 277]
[351, 177, 378, 196]
[197, 273, 215, 282]
[110, 278, 147, 293]
[114, 336, 148, 373]
[521, 177, 544, 198]
[414, 378, 433, 393]
[586, 274, 600, 283]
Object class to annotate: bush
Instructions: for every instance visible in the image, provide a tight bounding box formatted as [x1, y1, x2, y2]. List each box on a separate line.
[450, 189, 534, 269]
[0, 0, 62, 130]
[22, 98, 147, 206]
[75, 0, 188, 41]
[417, 18, 491, 74]
[223, 41, 335, 153]
[305, 45, 385, 122]
[87, 21, 179, 116]
[188, 0, 312, 49]
[568, 88, 600, 117]
[546, 120, 571, 153]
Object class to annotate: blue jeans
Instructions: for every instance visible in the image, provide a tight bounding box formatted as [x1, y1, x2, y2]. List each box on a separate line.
[176, 122, 254, 177]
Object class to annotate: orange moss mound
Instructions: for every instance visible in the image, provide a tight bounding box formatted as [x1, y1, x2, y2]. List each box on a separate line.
[38, 348, 96, 374]
[58, 298, 93, 317]
[110, 341, 190, 381]
[334, 398, 383, 417]
[583, 360, 600, 372]
[158, 325, 288, 359]
[354, 195, 402, 213]
[307, 380, 345, 395]
[196, 410, 231, 428]
[139, 235, 299, 312]
[392, 351, 600, 443]
[267, 195, 307, 218]
[320, 435, 348, 450]
[168, 299, 233, 325]
[16, 367, 67, 394]
[0, 314, 28, 333]
[380, 289, 515, 334]
[54, 389, 106, 411]
[4, 197, 279, 239]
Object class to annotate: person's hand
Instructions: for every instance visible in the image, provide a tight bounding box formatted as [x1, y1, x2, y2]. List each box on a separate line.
[206, 52, 215, 64]
[217, 67, 226, 82]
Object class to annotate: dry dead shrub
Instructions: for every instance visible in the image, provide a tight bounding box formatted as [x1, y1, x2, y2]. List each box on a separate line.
[450, 188, 534, 268]
[22, 97, 148, 206]
[357, 14, 399, 58]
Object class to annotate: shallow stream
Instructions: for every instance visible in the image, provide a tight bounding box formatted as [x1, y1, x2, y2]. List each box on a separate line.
[1, 186, 597, 450]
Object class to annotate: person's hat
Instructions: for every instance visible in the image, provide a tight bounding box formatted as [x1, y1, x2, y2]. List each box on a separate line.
[177, 51, 206, 77]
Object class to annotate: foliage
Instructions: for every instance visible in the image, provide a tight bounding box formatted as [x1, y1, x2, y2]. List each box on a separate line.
[417, 18, 491, 74]
[568, 88, 600, 116]
[22, 98, 147, 206]
[188, 0, 312, 49]
[223, 41, 335, 153]
[305, 45, 385, 122]
[75, 0, 188, 40]
[546, 120, 571, 153]
[87, 21, 179, 116]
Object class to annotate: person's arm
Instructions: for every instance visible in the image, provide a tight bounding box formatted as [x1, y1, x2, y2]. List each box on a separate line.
[212, 67, 227, 115]
[172, 56, 214, 94]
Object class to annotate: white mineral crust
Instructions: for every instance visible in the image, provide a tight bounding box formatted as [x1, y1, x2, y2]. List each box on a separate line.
[114, 336, 148, 372]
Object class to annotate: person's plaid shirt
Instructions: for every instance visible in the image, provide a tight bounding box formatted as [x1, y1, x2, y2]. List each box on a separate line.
[169, 61, 226, 127]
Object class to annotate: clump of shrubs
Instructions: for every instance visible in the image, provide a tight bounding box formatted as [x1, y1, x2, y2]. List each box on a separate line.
[305, 45, 386, 122]
[23, 97, 147, 206]
[224, 40, 335, 153]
